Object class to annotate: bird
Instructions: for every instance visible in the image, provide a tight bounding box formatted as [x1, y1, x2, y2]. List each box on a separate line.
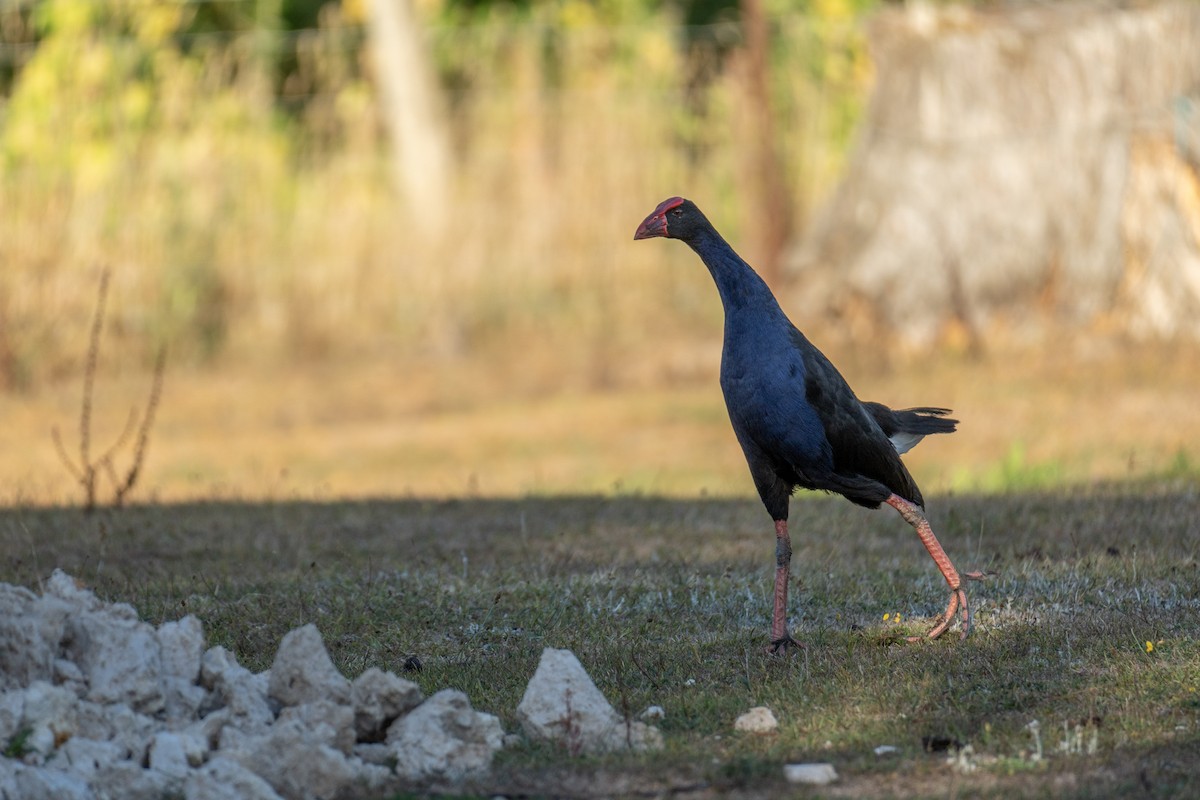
[634, 196, 981, 653]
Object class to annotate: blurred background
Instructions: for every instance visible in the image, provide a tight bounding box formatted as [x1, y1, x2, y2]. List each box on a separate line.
[1, 0, 1198, 505]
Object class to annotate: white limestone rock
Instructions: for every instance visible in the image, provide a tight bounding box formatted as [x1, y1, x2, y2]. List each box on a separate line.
[267, 624, 350, 708]
[225, 716, 363, 800]
[21, 680, 80, 757]
[351, 667, 422, 742]
[386, 689, 505, 784]
[0, 689, 24, 743]
[734, 706, 778, 734]
[184, 756, 284, 800]
[61, 608, 165, 715]
[277, 699, 355, 755]
[12, 764, 93, 800]
[157, 616, 205, 683]
[199, 647, 274, 733]
[74, 699, 158, 762]
[56, 736, 126, 778]
[148, 730, 208, 779]
[516, 648, 662, 754]
[92, 761, 176, 800]
[783, 762, 839, 785]
[42, 569, 105, 613]
[0, 584, 56, 691]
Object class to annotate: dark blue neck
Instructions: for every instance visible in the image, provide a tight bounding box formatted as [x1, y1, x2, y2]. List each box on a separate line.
[686, 227, 780, 315]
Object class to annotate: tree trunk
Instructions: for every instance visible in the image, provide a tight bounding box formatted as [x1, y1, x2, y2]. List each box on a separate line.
[786, 1, 1200, 350]
[366, 0, 451, 236]
[740, 0, 792, 288]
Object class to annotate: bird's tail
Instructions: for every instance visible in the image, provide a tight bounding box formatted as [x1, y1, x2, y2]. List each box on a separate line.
[861, 402, 957, 456]
[889, 407, 958, 436]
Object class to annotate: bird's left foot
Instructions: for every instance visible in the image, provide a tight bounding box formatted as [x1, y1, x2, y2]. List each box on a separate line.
[767, 635, 805, 655]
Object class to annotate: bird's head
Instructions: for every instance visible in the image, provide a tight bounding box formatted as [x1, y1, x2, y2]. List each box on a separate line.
[633, 196, 707, 242]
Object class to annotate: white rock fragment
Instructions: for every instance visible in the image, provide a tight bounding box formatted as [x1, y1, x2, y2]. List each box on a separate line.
[733, 706, 778, 734]
[267, 624, 351, 707]
[199, 647, 274, 732]
[148, 730, 208, 779]
[352, 667, 422, 742]
[226, 716, 362, 800]
[278, 699, 356, 755]
[21, 680, 79, 757]
[62, 608, 165, 714]
[783, 762, 839, 785]
[74, 699, 158, 762]
[516, 648, 663, 755]
[874, 744, 899, 756]
[13, 764, 93, 800]
[157, 616, 205, 683]
[640, 705, 665, 722]
[92, 760, 176, 800]
[184, 756, 284, 800]
[57, 736, 126, 778]
[0, 584, 56, 690]
[387, 689, 505, 783]
[0, 689, 24, 742]
[42, 570, 105, 613]
[157, 615, 207, 721]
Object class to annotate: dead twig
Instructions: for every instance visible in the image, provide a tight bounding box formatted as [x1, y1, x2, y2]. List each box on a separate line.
[51, 269, 166, 512]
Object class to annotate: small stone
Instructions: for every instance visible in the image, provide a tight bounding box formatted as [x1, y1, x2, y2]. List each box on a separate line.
[640, 705, 665, 722]
[783, 762, 838, 785]
[733, 706, 777, 734]
[516, 648, 662, 754]
[874, 744, 899, 756]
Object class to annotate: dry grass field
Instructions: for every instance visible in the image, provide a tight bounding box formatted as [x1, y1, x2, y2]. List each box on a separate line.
[2, 341, 1198, 505]
[0, 344, 1197, 798]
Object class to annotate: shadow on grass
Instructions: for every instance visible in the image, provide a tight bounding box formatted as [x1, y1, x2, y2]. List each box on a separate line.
[0, 483, 1196, 798]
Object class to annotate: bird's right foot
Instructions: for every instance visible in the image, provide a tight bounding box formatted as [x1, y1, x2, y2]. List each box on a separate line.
[907, 572, 987, 642]
[767, 635, 804, 655]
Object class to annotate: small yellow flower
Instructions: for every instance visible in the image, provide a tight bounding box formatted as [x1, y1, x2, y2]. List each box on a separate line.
[895, 613, 903, 622]
[883, 613, 890, 622]
[1145, 641, 1154, 653]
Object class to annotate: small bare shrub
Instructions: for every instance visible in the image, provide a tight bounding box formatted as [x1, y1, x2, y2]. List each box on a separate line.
[51, 270, 166, 513]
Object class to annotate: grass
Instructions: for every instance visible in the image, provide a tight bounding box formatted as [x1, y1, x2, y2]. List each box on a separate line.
[2, 487, 1198, 797]
[1, 345, 1198, 797]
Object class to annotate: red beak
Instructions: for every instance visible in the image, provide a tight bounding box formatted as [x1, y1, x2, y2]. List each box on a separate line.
[633, 212, 667, 240]
[634, 196, 685, 240]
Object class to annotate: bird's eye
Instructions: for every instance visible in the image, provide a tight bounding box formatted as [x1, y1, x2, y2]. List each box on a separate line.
[672, 209, 683, 217]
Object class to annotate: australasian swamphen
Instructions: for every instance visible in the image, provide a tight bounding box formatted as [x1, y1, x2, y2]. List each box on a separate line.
[634, 197, 982, 653]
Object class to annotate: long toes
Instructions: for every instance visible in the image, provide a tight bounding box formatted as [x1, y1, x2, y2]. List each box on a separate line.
[963, 571, 990, 581]
[923, 590, 961, 640]
[957, 589, 973, 640]
[767, 636, 804, 655]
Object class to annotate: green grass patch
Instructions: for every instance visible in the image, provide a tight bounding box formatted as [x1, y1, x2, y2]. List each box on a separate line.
[1, 485, 1197, 797]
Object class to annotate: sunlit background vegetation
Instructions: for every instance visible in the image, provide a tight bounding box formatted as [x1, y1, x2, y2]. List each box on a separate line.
[1, 0, 871, 381]
[1, 0, 1197, 504]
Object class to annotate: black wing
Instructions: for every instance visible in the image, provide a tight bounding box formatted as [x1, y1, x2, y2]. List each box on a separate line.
[790, 328, 925, 509]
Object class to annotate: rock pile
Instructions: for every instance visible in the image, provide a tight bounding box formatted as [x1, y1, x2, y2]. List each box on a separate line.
[0, 571, 665, 799]
[0, 570, 503, 799]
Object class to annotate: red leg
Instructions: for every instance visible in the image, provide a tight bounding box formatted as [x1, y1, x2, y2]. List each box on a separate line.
[768, 519, 801, 654]
[885, 494, 983, 640]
